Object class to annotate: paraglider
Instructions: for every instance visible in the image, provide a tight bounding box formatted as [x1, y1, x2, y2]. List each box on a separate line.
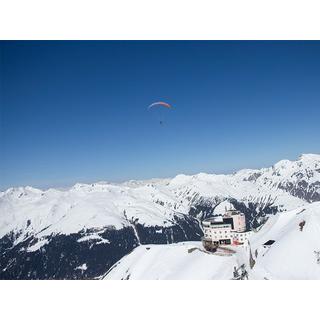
[148, 101, 173, 125]
[148, 101, 173, 109]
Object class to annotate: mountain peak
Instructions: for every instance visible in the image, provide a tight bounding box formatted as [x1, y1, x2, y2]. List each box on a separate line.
[299, 153, 320, 163]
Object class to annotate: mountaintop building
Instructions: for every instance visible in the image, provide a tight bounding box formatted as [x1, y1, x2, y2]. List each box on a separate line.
[202, 208, 252, 251]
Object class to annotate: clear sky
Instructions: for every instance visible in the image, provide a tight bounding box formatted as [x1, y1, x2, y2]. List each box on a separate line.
[1, 41, 320, 190]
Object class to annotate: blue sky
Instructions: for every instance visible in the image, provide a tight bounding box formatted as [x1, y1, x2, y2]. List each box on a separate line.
[1, 41, 320, 190]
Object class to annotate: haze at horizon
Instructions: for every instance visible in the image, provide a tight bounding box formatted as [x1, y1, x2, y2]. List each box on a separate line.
[1, 41, 320, 190]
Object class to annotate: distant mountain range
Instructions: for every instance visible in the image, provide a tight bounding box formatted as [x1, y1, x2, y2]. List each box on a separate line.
[0, 153, 319, 279]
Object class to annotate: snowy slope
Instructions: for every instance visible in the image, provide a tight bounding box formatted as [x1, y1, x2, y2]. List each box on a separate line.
[1, 153, 319, 242]
[0, 182, 188, 243]
[103, 242, 237, 280]
[104, 203, 320, 280]
[248, 202, 320, 279]
[0, 183, 200, 279]
[0, 153, 319, 279]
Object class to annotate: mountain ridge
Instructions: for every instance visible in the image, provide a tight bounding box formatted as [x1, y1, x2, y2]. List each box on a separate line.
[0, 153, 319, 279]
[3, 153, 318, 193]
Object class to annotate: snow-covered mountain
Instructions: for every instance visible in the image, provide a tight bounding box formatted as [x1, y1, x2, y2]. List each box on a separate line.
[0, 153, 319, 279]
[104, 202, 320, 280]
[103, 242, 238, 280]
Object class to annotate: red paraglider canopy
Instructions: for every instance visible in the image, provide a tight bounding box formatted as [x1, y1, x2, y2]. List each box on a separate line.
[148, 101, 172, 109]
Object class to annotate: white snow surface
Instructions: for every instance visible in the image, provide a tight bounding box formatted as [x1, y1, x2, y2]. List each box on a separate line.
[75, 263, 87, 271]
[104, 202, 320, 280]
[26, 238, 49, 252]
[77, 234, 110, 244]
[249, 202, 320, 279]
[0, 154, 319, 249]
[103, 242, 237, 280]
